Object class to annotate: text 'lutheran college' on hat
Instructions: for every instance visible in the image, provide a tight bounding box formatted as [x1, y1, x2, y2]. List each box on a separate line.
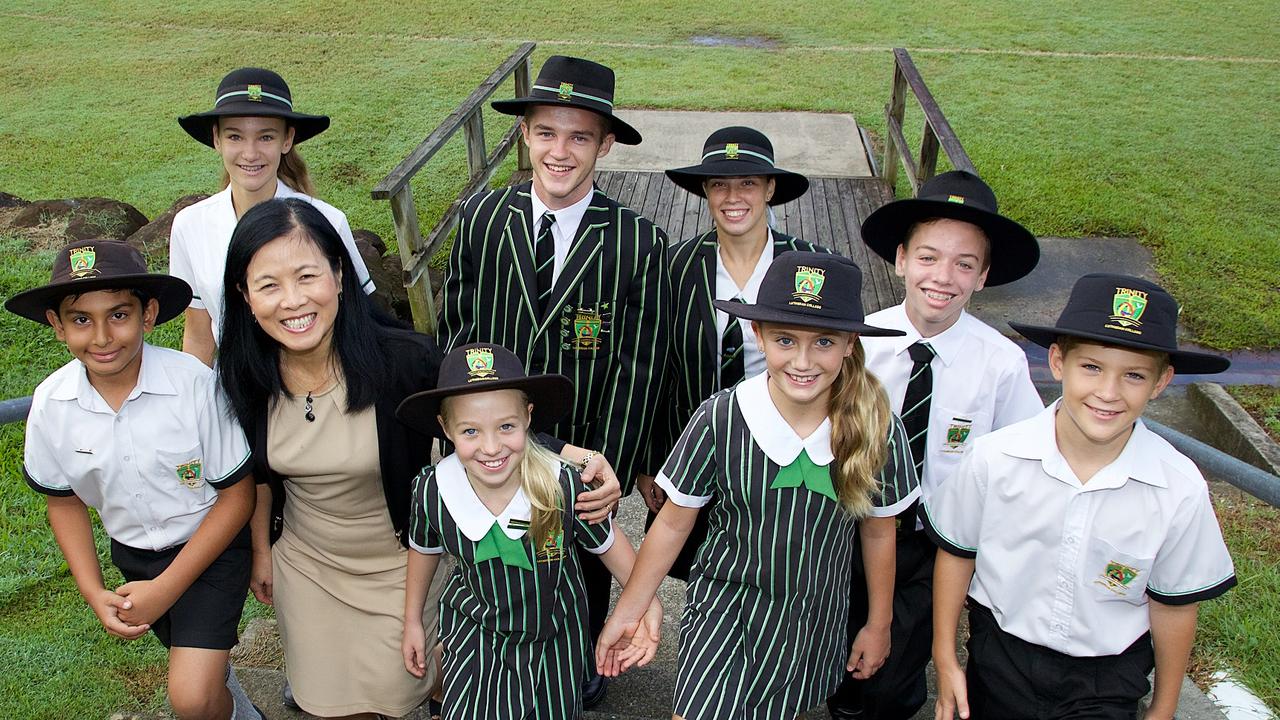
[491, 55, 642, 145]
[178, 67, 331, 148]
[396, 343, 576, 438]
[5, 240, 192, 326]
[715, 251, 906, 337]
[861, 170, 1040, 286]
[665, 126, 810, 206]
[1009, 273, 1229, 375]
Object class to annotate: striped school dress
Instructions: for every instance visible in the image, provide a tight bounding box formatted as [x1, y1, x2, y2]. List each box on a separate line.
[407, 454, 615, 720]
[654, 372, 919, 720]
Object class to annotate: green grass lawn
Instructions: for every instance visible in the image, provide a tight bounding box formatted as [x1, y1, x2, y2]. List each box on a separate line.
[1228, 386, 1280, 441]
[1, 1, 1277, 715]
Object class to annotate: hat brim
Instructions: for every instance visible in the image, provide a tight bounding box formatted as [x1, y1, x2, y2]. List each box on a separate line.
[491, 98, 642, 145]
[5, 274, 193, 326]
[713, 299, 906, 337]
[665, 162, 810, 206]
[178, 103, 331, 148]
[395, 374, 576, 439]
[1008, 321, 1230, 375]
[862, 198, 1039, 286]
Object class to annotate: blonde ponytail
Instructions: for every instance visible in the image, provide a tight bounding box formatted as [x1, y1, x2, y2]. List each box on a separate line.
[519, 440, 568, 550]
[829, 340, 891, 517]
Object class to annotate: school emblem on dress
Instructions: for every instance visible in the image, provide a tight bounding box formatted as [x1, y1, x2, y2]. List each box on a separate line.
[175, 459, 203, 490]
[68, 246, 98, 278]
[1105, 287, 1148, 336]
[246, 84, 263, 102]
[943, 418, 973, 453]
[790, 266, 826, 308]
[947, 194, 966, 204]
[725, 143, 740, 160]
[573, 309, 603, 350]
[1094, 560, 1141, 596]
[557, 82, 574, 101]
[465, 347, 498, 382]
[535, 531, 565, 563]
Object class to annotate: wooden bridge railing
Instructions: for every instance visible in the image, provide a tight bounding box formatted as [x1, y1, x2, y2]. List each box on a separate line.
[371, 42, 536, 333]
[883, 47, 976, 194]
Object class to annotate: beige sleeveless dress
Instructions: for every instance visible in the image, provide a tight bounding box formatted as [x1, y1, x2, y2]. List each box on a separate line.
[268, 381, 444, 717]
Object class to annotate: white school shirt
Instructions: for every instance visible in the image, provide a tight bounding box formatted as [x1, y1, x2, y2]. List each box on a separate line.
[921, 401, 1237, 657]
[168, 180, 375, 341]
[22, 344, 252, 551]
[714, 235, 774, 380]
[410, 454, 615, 555]
[861, 305, 1043, 507]
[530, 187, 593, 284]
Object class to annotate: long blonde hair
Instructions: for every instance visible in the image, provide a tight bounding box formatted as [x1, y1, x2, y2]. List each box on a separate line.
[216, 121, 316, 196]
[828, 340, 891, 517]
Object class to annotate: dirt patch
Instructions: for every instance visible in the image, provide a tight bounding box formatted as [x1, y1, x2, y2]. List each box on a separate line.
[0, 205, 72, 251]
[231, 618, 285, 670]
[689, 34, 781, 50]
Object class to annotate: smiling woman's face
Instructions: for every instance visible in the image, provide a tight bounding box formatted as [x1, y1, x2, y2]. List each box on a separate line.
[241, 229, 341, 359]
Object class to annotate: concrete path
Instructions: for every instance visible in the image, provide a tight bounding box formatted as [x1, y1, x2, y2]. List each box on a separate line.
[599, 110, 873, 178]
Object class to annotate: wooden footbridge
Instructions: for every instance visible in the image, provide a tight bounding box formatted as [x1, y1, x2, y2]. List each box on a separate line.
[372, 43, 978, 334]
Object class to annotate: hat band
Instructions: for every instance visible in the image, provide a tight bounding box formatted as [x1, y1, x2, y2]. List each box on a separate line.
[531, 84, 613, 108]
[701, 147, 775, 166]
[215, 89, 294, 109]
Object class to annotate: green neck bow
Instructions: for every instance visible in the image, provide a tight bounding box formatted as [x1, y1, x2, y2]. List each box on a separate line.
[769, 449, 836, 501]
[473, 522, 533, 571]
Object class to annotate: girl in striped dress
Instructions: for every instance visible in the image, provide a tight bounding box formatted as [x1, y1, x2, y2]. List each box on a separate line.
[597, 251, 921, 720]
[398, 343, 662, 720]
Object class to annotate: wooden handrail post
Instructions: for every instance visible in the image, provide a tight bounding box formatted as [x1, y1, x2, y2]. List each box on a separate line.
[514, 55, 533, 171]
[464, 110, 487, 180]
[918, 122, 940, 186]
[883, 61, 907, 193]
[389, 186, 435, 333]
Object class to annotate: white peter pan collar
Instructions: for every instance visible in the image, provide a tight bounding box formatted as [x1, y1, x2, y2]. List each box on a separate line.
[437, 453, 562, 541]
[735, 372, 834, 466]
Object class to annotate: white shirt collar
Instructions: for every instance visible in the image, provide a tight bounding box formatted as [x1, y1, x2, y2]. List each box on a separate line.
[734, 372, 833, 466]
[530, 186, 594, 245]
[999, 400, 1168, 490]
[49, 343, 177, 411]
[436, 453, 551, 541]
[715, 231, 775, 302]
[881, 305, 972, 368]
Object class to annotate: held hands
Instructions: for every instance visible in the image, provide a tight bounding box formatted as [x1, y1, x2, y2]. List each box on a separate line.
[635, 474, 666, 514]
[115, 579, 176, 628]
[594, 599, 663, 678]
[250, 549, 273, 605]
[846, 622, 891, 679]
[934, 659, 970, 720]
[90, 587, 150, 640]
[575, 454, 622, 524]
[402, 621, 428, 678]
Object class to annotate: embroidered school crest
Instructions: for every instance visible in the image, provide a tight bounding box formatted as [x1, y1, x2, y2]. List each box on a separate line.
[1094, 560, 1141, 596]
[725, 143, 740, 160]
[947, 194, 966, 204]
[557, 82, 574, 101]
[943, 418, 973, 453]
[573, 309, 603, 350]
[1105, 287, 1148, 336]
[791, 266, 826, 308]
[465, 347, 497, 382]
[175, 459, 203, 490]
[68, 246, 98, 278]
[535, 531, 565, 563]
[246, 84, 263, 102]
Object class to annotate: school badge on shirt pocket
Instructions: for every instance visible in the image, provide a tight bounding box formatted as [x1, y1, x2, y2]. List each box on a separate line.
[560, 303, 612, 352]
[1089, 538, 1153, 604]
[175, 459, 204, 490]
[942, 417, 974, 454]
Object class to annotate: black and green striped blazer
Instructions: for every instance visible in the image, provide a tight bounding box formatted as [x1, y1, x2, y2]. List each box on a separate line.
[648, 229, 830, 469]
[438, 182, 669, 491]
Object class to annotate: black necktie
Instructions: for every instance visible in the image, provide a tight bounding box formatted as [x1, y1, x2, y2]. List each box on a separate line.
[901, 341, 935, 480]
[720, 297, 747, 387]
[535, 212, 556, 311]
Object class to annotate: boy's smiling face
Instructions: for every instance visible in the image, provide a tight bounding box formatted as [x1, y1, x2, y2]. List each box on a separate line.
[1049, 339, 1174, 456]
[47, 289, 156, 387]
[895, 218, 990, 337]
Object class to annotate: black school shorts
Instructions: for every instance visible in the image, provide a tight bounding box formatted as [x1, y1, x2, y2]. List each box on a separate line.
[109, 524, 251, 650]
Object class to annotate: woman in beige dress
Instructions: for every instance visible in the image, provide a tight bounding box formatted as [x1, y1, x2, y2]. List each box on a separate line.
[217, 198, 621, 718]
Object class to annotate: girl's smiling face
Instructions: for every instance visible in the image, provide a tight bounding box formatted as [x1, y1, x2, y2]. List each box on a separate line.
[213, 115, 294, 196]
[440, 389, 534, 492]
[754, 322, 857, 410]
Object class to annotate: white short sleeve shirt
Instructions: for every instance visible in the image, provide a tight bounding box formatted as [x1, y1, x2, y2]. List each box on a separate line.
[168, 180, 374, 341]
[23, 344, 252, 551]
[861, 305, 1043, 504]
[921, 401, 1237, 656]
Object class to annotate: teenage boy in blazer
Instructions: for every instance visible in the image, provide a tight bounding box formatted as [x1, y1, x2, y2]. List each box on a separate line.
[437, 54, 668, 707]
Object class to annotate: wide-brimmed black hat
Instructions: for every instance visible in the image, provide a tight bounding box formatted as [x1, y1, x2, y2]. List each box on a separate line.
[714, 251, 905, 336]
[491, 55, 642, 145]
[665, 126, 810, 206]
[1009, 273, 1228, 374]
[861, 170, 1039, 286]
[397, 344, 575, 438]
[178, 67, 330, 148]
[5, 240, 192, 326]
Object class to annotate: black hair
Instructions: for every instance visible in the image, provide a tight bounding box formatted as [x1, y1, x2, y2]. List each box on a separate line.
[218, 197, 399, 428]
[53, 288, 153, 316]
